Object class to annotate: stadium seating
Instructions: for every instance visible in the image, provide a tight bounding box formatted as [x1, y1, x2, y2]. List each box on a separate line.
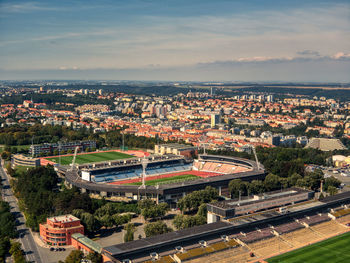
[273, 221, 304, 234]
[298, 213, 330, 226]
[234, 227, 274, 243]
[188, 245, 255, 263]
[311, 221, 348, 236]
[336, 214, 350, 224]
[248, 236, 292, 258]
[281, 228, 321, 247]
[332, 208, 350, 218]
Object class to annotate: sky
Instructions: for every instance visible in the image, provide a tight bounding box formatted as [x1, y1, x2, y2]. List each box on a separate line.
[0, 0, 349, 81]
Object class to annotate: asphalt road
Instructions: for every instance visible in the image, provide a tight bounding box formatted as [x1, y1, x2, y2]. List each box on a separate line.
[0, 161, 43, 263]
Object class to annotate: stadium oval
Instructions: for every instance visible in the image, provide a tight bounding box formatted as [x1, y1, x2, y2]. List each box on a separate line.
[60, 155, 266, 205]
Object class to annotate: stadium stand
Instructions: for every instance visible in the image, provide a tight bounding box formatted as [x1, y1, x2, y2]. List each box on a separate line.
[297, 213, 330, 226]
[336, 214, 350, 225]
[310, 220, 348, 236]
[234, 227, 274, 243]
[332, 208, 350, 218]
[248, 236, 292, 258]
[281, 228, 321, 247]
[273, 221, 304, 235]
[187, 245, 255, 263]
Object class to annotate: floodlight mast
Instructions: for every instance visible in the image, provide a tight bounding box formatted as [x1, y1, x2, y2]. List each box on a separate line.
[251, 145, 260, 170]
[138, 155, 148, 200]
[140, 155, 148, 189]
[70, 146, 79, 171]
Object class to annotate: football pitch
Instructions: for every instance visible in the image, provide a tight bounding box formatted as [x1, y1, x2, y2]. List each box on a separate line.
[46, 151, 134, 165]
[267, 231, 350, 263]
[129, 174, 199, 186]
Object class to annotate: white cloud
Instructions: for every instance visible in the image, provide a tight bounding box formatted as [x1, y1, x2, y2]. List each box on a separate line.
[332, 52, 350, 59]
[0, 2, 57, 13]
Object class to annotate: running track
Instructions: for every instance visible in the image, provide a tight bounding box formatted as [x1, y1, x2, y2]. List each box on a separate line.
[108, 170, 222, 185]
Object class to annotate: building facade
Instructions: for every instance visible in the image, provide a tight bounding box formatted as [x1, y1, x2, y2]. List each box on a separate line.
[29, 140, 96, 156]
[39, 215, 84, 246]
[11, 154, 40, 168]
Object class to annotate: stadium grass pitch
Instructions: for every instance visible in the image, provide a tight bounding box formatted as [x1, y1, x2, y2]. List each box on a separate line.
[128, 174, 199, 186]
[46, 151, 133, 165]
[267, 231, 350, 263]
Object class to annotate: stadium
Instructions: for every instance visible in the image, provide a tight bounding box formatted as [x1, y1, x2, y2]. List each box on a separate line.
[56, 149, 266, 205]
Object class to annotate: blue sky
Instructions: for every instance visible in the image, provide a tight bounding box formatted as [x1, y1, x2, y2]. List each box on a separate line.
[0, 0, 349, 81]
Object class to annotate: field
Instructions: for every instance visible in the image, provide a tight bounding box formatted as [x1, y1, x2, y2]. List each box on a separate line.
[128, 174, 199, 186]
[46, 151, 134, 165]
[267, 231, 350, 263]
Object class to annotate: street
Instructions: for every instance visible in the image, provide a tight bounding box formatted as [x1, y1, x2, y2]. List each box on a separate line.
[0, 161, 43, 263]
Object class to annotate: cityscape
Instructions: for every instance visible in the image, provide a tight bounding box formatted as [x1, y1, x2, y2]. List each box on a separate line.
[1, 1, 350, 263]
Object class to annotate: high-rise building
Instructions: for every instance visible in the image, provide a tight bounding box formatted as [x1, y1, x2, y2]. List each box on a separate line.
[211, 114, 220, 128]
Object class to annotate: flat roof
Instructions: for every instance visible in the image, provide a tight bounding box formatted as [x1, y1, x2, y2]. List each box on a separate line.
[104, 221, 231, 257]
[72, 233, 102, 253]
[48, 214, 80, 223]
[209, 188, 312, 210]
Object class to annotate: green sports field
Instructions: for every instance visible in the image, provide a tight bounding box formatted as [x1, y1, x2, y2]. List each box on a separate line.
[129, 174, 199, 186]
[268, 231, 350, 263]
[46, 151, 134, 165]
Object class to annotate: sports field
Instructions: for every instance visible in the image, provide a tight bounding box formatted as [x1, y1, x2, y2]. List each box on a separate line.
[46, 151, 134, 165]
[128, 174, 199, 186]
[268, 231, 350, 263]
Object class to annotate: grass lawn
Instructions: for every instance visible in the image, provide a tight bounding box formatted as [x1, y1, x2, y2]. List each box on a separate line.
[15, 165, 33, 174]
[46, 151, 134, 165]
[129, 174, 199, 186]
[267, 231, 350, 263]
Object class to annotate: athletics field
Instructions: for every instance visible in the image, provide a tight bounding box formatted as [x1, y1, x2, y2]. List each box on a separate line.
[128, 174, 199, 186]
[267, 231, 350, 263]
[45, 151, 134, 165]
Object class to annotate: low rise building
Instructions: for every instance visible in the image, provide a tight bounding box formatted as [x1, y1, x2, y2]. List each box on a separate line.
[39, 215, 84, 246]
[154, 143, 197, 158]
[11, 154, 40, 168]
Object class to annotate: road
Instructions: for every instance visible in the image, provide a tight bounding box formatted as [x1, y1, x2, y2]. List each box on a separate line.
[0, 161, 43, 263]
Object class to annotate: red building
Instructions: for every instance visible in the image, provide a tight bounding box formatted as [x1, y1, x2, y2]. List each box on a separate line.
[39, 215, 84, 246]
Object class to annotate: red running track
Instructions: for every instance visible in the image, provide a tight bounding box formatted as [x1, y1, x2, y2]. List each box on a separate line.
[108, 170, 222, 185]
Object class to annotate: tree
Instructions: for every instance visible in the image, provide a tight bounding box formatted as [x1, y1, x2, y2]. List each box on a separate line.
[81, 212, 101, 233]
[9, 241, 26, 263]
[140, 201, 169, 221]
[248, 180, 265, 194]
[264, 173, 281, 191]
[324, 176, 341, 192]
[65, 250, 83, 263]
[177, 187, 219, 213]
[124, 223, 135, 242]
[144, 221, 173, 237]
[86, 252, 103, 263]
[327, 186, 338, 196]
[228, 179, 247, 198]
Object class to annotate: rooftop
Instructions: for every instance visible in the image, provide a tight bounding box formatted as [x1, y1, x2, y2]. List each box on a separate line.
[72, 233, 102, 253]
[209, 188, 312, 210]
[48, 214, 80, 223]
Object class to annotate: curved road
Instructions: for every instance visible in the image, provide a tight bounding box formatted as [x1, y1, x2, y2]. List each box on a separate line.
[0, 161, 43, 263]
